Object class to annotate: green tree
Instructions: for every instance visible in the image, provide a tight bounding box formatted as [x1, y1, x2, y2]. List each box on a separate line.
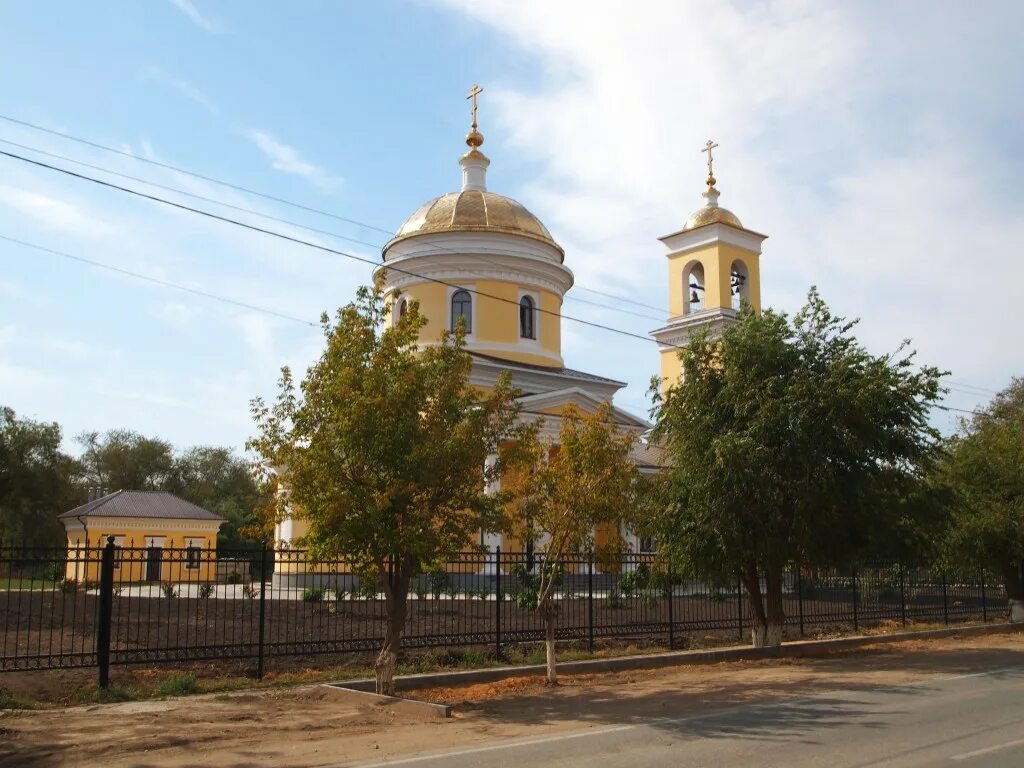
[76, 429, 175, 491]
[940, 378, 1024, 619]
[505, 402, 641, 684]
[167, 446, 266, 549]
[248, 284, 526, 695]
[653, 289, 943, 647]
[0, 407, 80, 547]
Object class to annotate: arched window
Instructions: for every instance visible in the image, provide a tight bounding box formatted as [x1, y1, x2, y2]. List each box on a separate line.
[730, 260, 749, 310]
[451, 289, 472, 333]
[685, 262, 705, 315]
[519, 295, 536, 339]
[398, 298, 408, 318]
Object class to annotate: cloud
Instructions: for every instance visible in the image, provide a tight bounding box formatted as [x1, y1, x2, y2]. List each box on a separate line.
[139, 67, 219, 115]
[246, 130, 342, 191]
[167, 0, 221, 33]
[437, 0, 1024, 406]
[0, 185, 116, 238]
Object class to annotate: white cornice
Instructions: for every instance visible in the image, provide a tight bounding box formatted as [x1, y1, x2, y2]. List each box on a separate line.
[377, 247, 575, 297]
[469, 356, 625, 401]
[517, 387, 651, 430]
[659, 222, 767, 258]
[650, 307, 739, 350]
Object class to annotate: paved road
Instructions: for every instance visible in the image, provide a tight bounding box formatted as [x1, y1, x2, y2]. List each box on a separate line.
[349, 663, 1024, 768]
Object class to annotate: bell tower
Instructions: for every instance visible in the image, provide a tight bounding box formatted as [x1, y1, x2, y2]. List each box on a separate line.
[651, 141, 767, 388]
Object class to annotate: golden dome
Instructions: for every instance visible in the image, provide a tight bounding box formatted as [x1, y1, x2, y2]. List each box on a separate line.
[683, 204, 744, 231]
[387, 190, 564, 259]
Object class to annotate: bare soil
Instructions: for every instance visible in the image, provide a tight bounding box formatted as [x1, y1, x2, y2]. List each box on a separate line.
[2, 630, 1022, 768]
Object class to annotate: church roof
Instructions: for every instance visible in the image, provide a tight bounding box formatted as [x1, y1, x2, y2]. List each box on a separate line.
[387, 190, 563, 258]
[58, 490, 225, 521]
[469, 351, 625, 388]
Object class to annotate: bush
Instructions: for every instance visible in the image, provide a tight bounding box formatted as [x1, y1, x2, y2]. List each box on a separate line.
[59, 579, 78, 594]
[301, 586, 324, 603]
[242, 583, 258, 600]
[606, 587, 624, 609]
[0, 689, 31, 710]
[332, 586, 348, 601]
[155, 673, 198, 697]
[428, 569, 449, 600]
[160, 582, 177, 599]
[83, 580, 100, 591]
[226, 570, 243, 585]
[197, 583, 214, 599]
[412, 581, 428, 600]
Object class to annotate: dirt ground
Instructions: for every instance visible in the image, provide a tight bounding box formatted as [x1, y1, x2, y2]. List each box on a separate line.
[2, 630, 1023, 768]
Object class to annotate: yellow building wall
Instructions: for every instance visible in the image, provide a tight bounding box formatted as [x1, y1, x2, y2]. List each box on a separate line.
[667, 242, 761, 315]
[64, 519, 221, 583]
[396, 278, 563, 367]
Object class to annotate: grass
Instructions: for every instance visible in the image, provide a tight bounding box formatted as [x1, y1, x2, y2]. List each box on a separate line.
[155, 673, 199, 697]
[0, 578, 58, 591]
[0, 689, 33, 709]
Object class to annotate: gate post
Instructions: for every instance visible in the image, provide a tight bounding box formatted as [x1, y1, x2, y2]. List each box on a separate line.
[97, 535, 115, 689]
[495, 546, 502, 660]
[899, 561, 907, 627]
[737, 577, 743, 641]
[981, 567, 988, 622]
[851, 567, 859, 633]
[941, 569, 949, 626]
[667, 557, 675, 650]
[587, 551, 595, 653]
[797, 566, 805, 637]
[257, 541, 269, 680]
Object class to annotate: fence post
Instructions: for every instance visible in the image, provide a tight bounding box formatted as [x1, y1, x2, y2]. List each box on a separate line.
[97, 535, 115, 689]
[981, 567, 988, 622]
[941, 569, 949, 626]
[851, 567, 859, 633]
[257, 541, 269, 680]
[495, 546, 502, 660]
[797, 566, 804, 637]
[667, 557, 675, 650]
[587, 551, 594, 653]
[737, 577, 743, 641]
[899, 561, 907, 627]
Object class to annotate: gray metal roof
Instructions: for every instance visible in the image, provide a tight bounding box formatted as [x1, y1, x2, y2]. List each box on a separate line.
[468, 351, 626, 387]
[58, 490, 225, 521]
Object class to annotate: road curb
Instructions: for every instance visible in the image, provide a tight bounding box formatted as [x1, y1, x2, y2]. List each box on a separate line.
[320, 682, 452, 718]
[330, 621, 1022, 693]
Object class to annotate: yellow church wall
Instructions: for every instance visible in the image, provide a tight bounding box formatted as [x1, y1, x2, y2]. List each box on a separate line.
[395, 278, 563, 367]
[667, 241, 761, 315]
[64, 519, 221, 584]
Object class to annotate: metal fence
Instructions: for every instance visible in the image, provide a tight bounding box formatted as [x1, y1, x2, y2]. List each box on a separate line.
[0, 538, 1007, 685]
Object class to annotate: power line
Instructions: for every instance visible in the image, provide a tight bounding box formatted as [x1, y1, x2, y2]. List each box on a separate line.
[0, 136, 667, 324]
[0, 148, 680, 350]
[0, 114, 672, 317]
[0, 234, 317, 327]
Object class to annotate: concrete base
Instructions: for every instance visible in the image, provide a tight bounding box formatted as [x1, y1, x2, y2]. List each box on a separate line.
[1010, 598, 1024, 623]
[328, 621, 1022, 693]
[321, 683, 451, 718]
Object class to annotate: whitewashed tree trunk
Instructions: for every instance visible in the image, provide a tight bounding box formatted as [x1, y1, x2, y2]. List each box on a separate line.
[545, 615, 557, 685]
[1010, 599, 1024, 623]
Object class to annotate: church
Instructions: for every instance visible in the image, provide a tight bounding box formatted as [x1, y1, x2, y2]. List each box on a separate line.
[273, 86, 765, 576]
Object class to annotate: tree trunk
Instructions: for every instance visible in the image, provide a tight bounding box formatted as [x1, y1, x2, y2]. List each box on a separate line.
[763, 563, 785, 647]
[740, 562, 768, 648]
[541, 600, 558, 685]
[375, 569, 411, 697]
[1002, 560, 1024, 623]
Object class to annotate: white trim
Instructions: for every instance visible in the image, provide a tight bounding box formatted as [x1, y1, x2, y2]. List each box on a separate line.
[60, 517, 223, 534]
[650, 307, 740, 350]
[659, 222, 767, 258]
[516, 387, 651, 430]
[383, 231, 567, 270]
[467, 356, 625, 402]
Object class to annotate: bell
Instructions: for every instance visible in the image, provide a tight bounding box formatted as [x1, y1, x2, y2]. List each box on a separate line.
[690, 290, 700, 305]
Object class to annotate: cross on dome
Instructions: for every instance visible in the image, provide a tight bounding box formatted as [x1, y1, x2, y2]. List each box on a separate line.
[701, 139, 719, 187]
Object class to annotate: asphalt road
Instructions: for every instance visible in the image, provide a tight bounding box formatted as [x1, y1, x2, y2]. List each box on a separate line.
[350, 663, 1024, 768]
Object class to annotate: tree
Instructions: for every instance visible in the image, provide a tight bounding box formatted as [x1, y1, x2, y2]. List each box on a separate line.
[248, 284, 526, 695]
[504, 402, 641, 684]
[167, 446, 267, 549]
[653, 289, 944, 647]
[940, 378, 1024, 620]
[0, 407, 80, 547]
[76, 429, 175, 491]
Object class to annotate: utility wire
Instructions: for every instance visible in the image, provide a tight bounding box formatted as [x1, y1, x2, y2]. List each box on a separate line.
[0, 148, 680, 349]
[0, 114, 672, 317]
[0, 234, 317, 327]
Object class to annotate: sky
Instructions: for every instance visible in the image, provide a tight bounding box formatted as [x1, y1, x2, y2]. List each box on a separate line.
[0, 0, 1021, 455]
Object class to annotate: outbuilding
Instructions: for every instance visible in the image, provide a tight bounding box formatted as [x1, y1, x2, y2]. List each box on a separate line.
[59, 490, 225, 583]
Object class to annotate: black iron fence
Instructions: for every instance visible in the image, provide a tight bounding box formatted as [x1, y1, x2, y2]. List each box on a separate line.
[0, 538, 1007, 685]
